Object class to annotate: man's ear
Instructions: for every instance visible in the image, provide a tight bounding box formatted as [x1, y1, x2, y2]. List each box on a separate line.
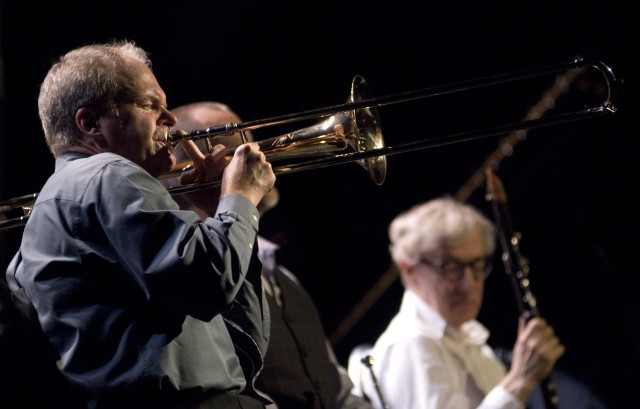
[75, 107, 102, 135]
[396, 260, 415, 284]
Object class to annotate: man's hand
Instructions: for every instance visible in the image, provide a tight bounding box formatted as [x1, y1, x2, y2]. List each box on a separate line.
[500, 317, 565, 404]
[221, 143, 275, 207]
[167, 139, 231, 218]
[179, 139, 229, 185]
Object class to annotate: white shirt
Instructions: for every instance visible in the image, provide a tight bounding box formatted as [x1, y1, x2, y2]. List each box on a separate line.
[360, 290, 522, 409]
[258, 236, 288, 306]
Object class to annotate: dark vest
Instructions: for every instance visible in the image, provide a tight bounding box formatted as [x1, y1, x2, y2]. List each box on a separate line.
[255, 268, 341, 409]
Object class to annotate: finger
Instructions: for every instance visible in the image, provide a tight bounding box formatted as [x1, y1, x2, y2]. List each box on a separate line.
[521, 317, 549, 337]
[182, 140, 206, 162]
[204, 144, 228, 168]
[230, 143, 254, 162]
[179, 168, 198, 185]
[203, 145, 230, 181]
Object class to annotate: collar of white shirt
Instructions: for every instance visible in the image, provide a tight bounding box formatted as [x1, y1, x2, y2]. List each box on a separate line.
[404, 290, 490, 346]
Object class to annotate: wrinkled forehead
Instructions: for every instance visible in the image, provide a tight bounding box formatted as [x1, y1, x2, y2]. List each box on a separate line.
[112, 59, 165, 110]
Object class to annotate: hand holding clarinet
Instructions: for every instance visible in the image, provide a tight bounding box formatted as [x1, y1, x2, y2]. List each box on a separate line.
[486, 169, 565, 408]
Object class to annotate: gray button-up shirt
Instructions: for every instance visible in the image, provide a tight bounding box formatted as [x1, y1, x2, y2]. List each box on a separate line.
[6, 152, 269, 405]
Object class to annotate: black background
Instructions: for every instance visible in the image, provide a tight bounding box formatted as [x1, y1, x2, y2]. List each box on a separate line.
[1, 1, 638, 407]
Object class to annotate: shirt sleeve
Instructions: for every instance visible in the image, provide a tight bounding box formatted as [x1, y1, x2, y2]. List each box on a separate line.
[14, 157, 261, 345]
[91, 163, 261, 322]
[479, 386, 523, 409]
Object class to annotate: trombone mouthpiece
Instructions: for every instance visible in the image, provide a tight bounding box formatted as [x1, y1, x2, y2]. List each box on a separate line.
[165, 129, 180, 149]
[163, 128, 184, 152]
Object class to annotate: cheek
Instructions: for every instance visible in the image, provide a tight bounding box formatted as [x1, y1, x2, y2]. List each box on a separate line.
[475, 284, 484, 304]
[140, 146, 176, 177]
[415, 276, 443, 304]
[122, 112, 154, 140]
[111, 115, 143, 143]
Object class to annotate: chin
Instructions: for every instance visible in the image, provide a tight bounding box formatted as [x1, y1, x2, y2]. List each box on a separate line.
[142, 150, 176, 178]
[451, 303, 480, 322]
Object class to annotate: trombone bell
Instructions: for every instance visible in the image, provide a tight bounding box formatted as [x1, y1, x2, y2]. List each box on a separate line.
[348, 75, 387, 186]
[264, 75, 386, 185]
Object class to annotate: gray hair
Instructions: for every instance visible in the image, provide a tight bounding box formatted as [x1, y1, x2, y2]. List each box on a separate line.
[388, 196, 496, 267]
[37, 40, 151, 155]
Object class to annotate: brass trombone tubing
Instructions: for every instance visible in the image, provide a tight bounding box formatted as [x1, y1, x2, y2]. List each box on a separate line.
[0, 193, 38, 231]
[0, 192, 38, 213]
[167, 91, 617, 195]
[164, 57, 617, 194]
[0, 213, 32, 231]
[167, 57, 617, 147]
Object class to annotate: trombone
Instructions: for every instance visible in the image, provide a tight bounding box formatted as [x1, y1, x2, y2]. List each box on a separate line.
[0, 193, 37, 232]
[0, 57, 619, 231]
[163, 57, 618, 194]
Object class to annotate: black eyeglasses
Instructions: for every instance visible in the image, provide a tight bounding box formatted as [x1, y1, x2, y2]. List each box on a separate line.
[420, 256, 493, 282]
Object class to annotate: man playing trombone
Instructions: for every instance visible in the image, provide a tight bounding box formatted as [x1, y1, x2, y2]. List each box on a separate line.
[4, 40, 275, 408]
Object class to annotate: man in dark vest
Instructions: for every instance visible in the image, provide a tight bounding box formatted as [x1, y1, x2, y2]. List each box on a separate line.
[169, 101, 373, 409]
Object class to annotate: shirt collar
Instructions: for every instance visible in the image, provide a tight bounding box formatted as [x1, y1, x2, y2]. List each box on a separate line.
[257, 235, 279, 274]
[55, 152, 89, 171]
[403, 289, 489, 345]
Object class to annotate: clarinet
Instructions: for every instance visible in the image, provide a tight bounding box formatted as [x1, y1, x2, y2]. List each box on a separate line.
[485, 169, 560, 409]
